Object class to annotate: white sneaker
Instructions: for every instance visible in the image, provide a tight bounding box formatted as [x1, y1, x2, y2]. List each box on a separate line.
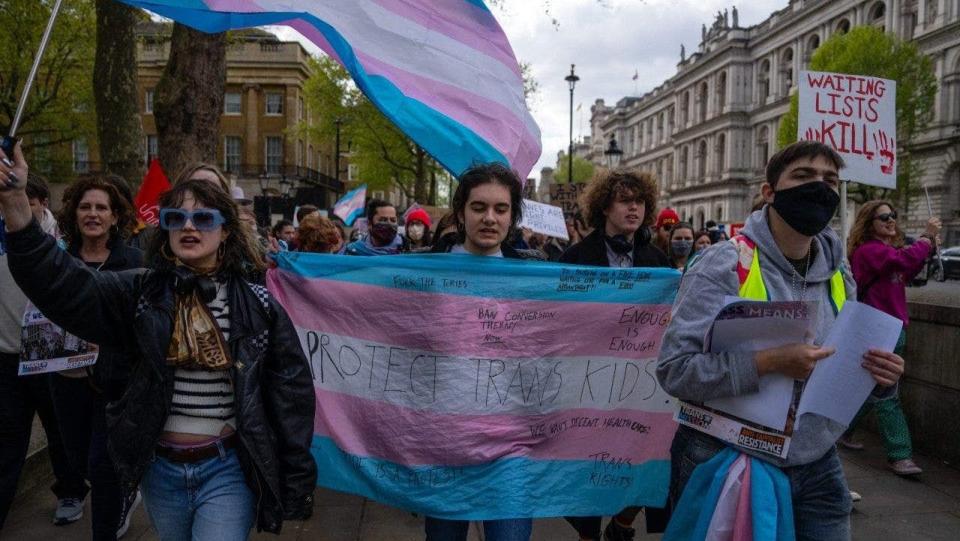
[116, 489, 143, 539]
[53, 497, 84, 525]
[850, 490, 862, 503]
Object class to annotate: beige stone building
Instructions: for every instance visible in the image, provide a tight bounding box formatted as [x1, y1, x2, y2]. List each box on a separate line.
[134, 27, 344, 209]
[587, 0, 960, 243]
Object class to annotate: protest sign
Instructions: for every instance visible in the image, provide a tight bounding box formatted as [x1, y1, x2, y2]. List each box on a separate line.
[268, 254, 681, 519]
[521, 199, 569, 240]
[798, 70, 897, 188]
[19, 302, 97, 376]
[549, 183, 586, 217]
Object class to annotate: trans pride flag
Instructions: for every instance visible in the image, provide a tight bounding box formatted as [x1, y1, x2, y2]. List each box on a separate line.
[332, 183, 367, 225]
[119, 1, 542, 178]
[267, 253, 681, 518]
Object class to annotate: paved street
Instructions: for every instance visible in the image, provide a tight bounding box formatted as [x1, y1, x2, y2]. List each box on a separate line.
[5, 431, 959, 541]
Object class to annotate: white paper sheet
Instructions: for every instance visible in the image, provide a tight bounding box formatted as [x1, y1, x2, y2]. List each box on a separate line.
[704, 299, 818, 430]
[797, 301, 903, 426]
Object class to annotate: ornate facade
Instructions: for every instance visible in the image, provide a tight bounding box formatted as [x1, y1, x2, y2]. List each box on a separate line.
[587, 0, 960, 243]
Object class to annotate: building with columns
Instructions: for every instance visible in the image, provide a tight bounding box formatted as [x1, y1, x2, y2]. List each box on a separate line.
[587, 0, 959, 243]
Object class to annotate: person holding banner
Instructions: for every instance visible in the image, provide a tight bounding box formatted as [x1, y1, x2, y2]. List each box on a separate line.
[46, 174, 144, 540]
[423, 162, 537, 541]
[559, 168, 671, 541]
[346, 199, 409, 256]
[0, 144, 317, 539]
[843, 201, 941, 476]
[1, 172, 88, 530]
[657, 141, 906, 539]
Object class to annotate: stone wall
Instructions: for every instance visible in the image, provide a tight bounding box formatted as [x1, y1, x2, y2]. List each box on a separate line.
[898, 301, 960, 465]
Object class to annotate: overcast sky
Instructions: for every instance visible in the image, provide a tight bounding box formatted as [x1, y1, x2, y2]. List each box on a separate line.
[270, 0, 787, 181]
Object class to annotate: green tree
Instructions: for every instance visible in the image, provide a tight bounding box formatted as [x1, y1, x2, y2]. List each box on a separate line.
[0, 0, 96, 181]
[776, 26, 937, 206]
[300, 56, 445, 202]
[553, 153, 594, 184]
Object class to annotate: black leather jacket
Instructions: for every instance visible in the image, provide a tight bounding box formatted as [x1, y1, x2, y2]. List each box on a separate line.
[7, 220, 317, 534]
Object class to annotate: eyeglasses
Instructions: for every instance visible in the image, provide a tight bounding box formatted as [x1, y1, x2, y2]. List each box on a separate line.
[159, 208, 226, 231]
[874, 211, 898, 223]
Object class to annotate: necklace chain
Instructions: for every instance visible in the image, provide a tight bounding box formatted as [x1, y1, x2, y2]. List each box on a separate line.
[790, 247, 811, 301]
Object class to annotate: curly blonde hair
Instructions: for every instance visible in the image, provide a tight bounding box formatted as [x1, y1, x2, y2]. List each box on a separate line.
[579, 168, 659, 230]
[848, 200, 904, 255]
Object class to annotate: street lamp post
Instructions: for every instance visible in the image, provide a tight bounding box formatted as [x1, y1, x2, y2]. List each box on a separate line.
[564, 64, 579, 184]
[604, 135, 623, 169]
[334, 117, 344, 183]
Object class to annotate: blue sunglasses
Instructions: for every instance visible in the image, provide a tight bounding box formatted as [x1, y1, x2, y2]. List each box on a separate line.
[159, 208, 226, 231]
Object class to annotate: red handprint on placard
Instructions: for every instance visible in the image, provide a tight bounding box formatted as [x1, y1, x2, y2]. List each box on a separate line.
[873, 130, 896, 175]
[803, 127, 823, 143]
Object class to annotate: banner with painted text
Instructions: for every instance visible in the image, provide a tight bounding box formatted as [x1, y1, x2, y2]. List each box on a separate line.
[267, 253, 681, 519]
[798, 70, 897, 188]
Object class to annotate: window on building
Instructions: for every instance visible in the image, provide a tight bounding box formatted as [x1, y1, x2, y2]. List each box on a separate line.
[665, 155, 673, 186]
[667, 106, 675, 134]
[658, 113, 665, 143]
[716, 72, 727, 113]
[680, 92, 690, 126]
[781, 48, 794, 95]
[759, 59, 771, 101]
[716, 133, 726, 173]
[145, 89, 154, 114]
[224, 136, 242, 173]
[835, 18, 851, 34]
[73, 139, 89, 173]
[297, 140, 305, 168]
[716, 205, 724, 222]
[805, 34, 820, 62]
[698, 82, 709, 121]
[145, 135, 159, 165]
[679, 145, 688, 182]
[265, 136, 283, 174]
[757, 126, 770, 168]
[298, 96, 305, 121]
[224, 92, 241, 114]
[348, 164, 359, 181]
[265, 93, 283, 115]
[697, 139, 708, 180]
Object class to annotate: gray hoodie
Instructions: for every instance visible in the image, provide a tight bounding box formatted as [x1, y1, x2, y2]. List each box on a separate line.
[657, 207, 862, 467]
[0, 208, 57, 354]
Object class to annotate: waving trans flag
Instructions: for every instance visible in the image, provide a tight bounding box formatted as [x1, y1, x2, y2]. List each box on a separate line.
[120, 1, 542, 178]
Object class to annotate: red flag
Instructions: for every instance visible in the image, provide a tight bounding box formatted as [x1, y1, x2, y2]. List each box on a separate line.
[134, 159, 171, 226]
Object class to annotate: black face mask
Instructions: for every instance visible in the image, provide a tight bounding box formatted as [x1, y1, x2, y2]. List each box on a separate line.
[369, 222, 398, 244]
[772, 182, 840, 236]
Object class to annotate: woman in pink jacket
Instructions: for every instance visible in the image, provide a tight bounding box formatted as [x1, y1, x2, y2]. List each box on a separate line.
[844, 200, 941, 476]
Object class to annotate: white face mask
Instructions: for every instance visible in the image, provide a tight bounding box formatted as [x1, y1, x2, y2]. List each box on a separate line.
[407, 223, 425, 241]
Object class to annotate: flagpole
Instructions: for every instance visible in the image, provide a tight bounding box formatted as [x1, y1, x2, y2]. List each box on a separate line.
[924, 185, 944, 279]
[2, 0, 65, 159]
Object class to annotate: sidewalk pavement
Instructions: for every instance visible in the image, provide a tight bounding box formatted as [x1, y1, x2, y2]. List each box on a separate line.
[4, 431, 959, 540]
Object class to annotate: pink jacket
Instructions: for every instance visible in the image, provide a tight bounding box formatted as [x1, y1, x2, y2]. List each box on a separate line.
[850, 238, 932, 325]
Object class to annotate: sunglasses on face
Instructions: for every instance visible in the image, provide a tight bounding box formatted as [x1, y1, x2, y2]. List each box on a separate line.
[159, 208, 226, 231]
[874, 211, 898, 223]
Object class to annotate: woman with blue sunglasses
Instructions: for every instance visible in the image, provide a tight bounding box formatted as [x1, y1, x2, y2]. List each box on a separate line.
[0, 142, 317, 540]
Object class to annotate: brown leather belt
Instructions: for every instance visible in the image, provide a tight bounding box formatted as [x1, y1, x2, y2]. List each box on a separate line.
[155, 433, 238, 463]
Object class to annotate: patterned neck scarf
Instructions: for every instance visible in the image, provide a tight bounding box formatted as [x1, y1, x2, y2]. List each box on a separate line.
[166, 266, 232, 371]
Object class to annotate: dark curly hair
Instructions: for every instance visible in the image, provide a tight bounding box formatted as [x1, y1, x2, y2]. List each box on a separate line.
[297, 214, 341, 253]
[147, 179, 266, 274]
[580, 168, 659, 230]
[452, 162, 523, 242]
[58, 175, 135, 248]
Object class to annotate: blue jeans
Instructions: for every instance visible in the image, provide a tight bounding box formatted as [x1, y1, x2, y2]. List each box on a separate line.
[424, 517, 532, 541]
[670, 426, 852, 541]
[141, 447, 255, 541]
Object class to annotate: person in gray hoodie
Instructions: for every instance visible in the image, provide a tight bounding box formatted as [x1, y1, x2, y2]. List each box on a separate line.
[657, 141, 905, 540]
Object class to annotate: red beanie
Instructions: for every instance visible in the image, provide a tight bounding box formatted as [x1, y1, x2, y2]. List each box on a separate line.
[406, 208, 432, 228]
[656, 208, 680, 229]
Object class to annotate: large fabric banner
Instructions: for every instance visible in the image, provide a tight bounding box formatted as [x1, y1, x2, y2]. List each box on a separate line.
[267, 253, 681, 519]
[120, 0, 541, 179]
